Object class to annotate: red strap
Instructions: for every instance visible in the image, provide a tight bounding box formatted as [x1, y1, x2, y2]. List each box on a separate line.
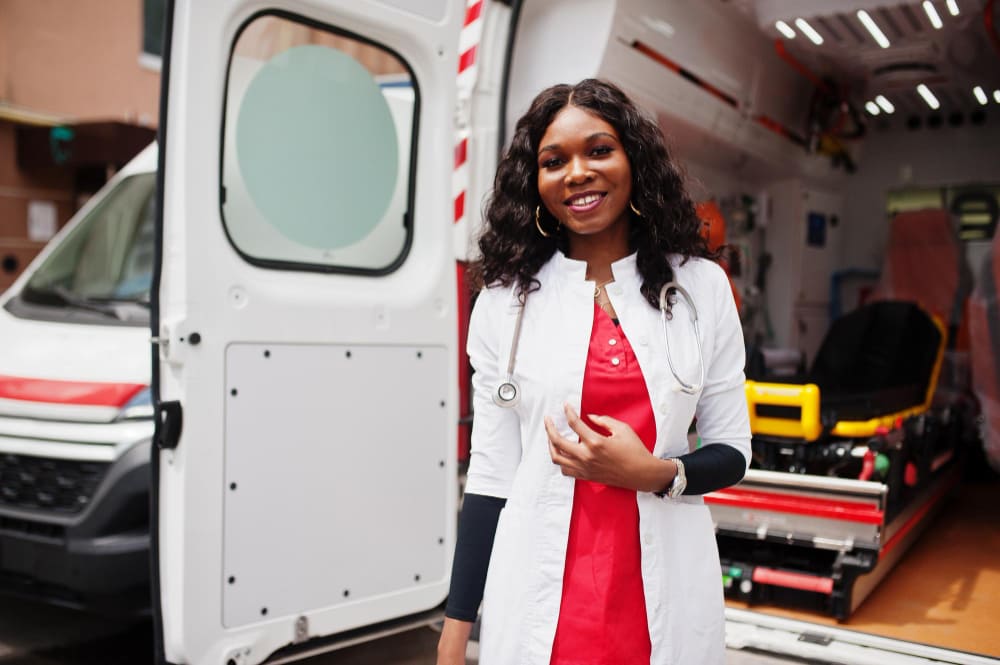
[752, 567, 834, 594]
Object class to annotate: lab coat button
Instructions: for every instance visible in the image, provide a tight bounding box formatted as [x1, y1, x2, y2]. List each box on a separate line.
[643, 533, 653, 545]
[611, 357, 621, 366]
[608, 338, 617, 346]
[660, 400, 670, 413]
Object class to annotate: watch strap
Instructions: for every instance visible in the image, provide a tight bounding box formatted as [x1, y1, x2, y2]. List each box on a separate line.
[653, 457, 685, 498]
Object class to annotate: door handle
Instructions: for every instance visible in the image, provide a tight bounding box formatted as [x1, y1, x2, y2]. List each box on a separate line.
[156, 400, 183, 450]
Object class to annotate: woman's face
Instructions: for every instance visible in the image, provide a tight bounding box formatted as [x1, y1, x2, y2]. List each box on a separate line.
[536, 105, 633, 244]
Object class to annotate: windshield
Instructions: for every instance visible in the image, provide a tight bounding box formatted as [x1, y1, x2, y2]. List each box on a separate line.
[22, 173, 156, 315]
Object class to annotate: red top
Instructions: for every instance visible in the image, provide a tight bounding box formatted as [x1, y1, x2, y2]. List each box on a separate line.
[550, 304, 656, 665]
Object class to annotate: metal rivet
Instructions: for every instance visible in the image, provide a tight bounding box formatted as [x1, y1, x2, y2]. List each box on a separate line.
[230, 482, 237, 490]
[188, 332, 201, 345]
[263, 350, 270, 358]
[345, 350, 352, 358]
[417, 351, 423, 359]
[440, 400, 446, 407]
[439, 460, 445, 468]
[343, 589, 350, 597]
[261, 607, 268, 616]
[414, 574, 421, 582]
[230, 388, 238, 396]
[438, 537, 444, 545]
[228, 576, 235, 584]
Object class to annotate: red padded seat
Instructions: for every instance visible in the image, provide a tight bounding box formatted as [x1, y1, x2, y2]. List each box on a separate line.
[970, 232, 1000, 471]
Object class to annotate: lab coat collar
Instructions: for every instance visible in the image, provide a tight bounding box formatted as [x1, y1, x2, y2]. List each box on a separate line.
[551, 250, 639, 286]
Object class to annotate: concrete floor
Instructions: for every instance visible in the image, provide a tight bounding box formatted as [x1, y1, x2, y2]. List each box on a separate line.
[0, 595, 800, 665]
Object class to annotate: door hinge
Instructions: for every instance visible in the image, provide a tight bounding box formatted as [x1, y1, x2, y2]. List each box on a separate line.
[154, 318, 195, 366]
[156, 400, 183, 450]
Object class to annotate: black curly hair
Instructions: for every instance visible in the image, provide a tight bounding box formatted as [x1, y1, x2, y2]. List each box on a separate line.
[471, 78, 716, 309]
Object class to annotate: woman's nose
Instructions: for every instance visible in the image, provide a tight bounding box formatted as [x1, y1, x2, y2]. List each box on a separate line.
[565, 156, 593, 184]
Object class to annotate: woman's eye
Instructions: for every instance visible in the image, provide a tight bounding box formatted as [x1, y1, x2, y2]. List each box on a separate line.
[540, 158, 563, 169]
[591, 145, 613, 156]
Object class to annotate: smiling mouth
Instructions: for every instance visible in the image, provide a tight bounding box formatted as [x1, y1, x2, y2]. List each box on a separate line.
[565, 192, 606, 212]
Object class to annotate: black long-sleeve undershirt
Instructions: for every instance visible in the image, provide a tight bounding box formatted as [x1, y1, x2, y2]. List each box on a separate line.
[680, 441, 747, 495]
[443, 443, 746, 621]
[445, 493, 506, 621]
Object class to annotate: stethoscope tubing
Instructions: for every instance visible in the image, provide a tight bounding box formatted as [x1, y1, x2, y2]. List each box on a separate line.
[658, 281, 706, 395]
[493, 299, 526, 408]
[495, 280, 705, 407]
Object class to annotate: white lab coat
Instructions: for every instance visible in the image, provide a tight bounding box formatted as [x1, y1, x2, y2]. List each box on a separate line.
[464, 251, 751, 665]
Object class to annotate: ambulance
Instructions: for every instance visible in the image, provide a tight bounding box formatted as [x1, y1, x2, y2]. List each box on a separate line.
[0, 1, 997, 664]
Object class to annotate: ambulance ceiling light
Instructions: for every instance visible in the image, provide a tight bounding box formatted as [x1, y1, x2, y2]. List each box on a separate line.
[994, 89, 1000, 104]
[917, 83, 941, 109]
[974, 86, 988, 105]
[857, 10, 891, 48]
[795, 18, 824, 45]
[946, 0, 959, 16]
[875, 95, 895, 113]
[922, 1, 944, 29]
[775, 20, 797, 39]
[865, 101, 881, 115]
[641, 16, 676, 39]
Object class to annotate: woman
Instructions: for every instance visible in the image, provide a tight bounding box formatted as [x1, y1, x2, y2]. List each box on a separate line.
[437, 79, 750, 665]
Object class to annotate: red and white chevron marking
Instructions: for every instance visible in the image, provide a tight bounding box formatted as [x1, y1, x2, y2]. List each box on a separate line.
[453, 0, 484, 228]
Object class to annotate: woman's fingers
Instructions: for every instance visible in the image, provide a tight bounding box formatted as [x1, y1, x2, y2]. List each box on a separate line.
[545, 417, 580, 459]
[545, 416, 587, 477]
[547, 437, 579, 475]
[588, 413, 625, 435]
[549, 441, 584, 477]
[564, 403, 601, 442]
[548, 408, 657, 489]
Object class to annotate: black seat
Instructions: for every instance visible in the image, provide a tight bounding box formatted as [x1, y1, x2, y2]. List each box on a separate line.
[809, 301, 942, 423]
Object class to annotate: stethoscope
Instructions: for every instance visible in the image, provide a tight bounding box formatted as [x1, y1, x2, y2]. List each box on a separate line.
[493, 281, 706, 408]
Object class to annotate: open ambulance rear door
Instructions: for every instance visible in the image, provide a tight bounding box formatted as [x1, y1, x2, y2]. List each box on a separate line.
[151, 1, 462, 663]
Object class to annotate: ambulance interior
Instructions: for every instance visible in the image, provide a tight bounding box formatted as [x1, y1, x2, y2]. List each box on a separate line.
[471, 0, 1000, 657]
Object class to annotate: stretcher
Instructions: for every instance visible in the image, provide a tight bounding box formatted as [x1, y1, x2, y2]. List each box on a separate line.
[707, 299, 976, 619]
[707, 209, 981, 619]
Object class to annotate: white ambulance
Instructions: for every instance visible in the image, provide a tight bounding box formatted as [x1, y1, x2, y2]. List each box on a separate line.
[0, 145, 157, 612]
[0, 1, 998, 664]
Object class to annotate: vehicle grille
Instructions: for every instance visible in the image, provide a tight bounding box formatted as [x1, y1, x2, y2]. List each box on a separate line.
[0, 453, 109, 514]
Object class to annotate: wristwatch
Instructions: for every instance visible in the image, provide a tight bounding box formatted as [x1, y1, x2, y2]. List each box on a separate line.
[655, 457, 687, 499]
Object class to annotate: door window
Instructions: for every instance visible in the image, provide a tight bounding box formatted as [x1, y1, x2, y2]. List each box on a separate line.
[222, 13, 416, 272]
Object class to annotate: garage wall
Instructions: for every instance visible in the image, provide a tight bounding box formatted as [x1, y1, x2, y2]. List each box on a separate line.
[0, 0, 160, 125]
[0, 123, 75, 292]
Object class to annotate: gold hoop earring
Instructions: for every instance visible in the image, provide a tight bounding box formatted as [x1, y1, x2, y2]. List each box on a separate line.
[630, 200, 642, 217]
[535, 206, 552, 238]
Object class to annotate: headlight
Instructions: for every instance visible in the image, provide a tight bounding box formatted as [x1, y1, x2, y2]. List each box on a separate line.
[116, 386, 153, 420]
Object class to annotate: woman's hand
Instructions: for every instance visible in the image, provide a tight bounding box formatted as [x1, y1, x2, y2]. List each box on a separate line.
[437, 617, 473, 665]
[545, 403, 676, 493]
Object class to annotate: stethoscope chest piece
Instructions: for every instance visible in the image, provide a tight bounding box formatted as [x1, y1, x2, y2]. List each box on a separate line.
[494, 380, 521, 408]
[494, 300, 527, 409]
